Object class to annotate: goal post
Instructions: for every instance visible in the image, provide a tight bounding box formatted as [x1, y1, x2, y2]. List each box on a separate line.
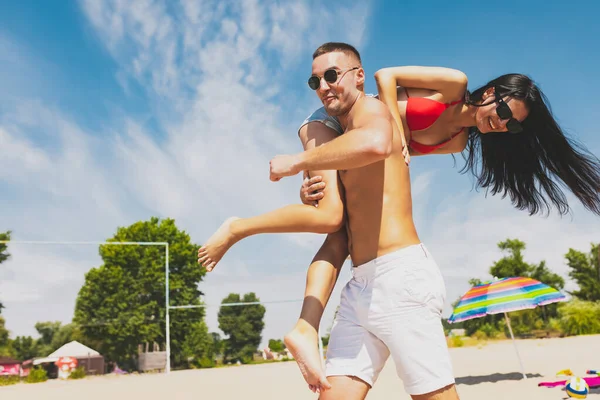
[1, 240, 327, 374]
[0, 240, 172, 373]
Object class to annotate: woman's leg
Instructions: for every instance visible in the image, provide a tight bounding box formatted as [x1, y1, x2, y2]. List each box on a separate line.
[197, 186, 344, 270]
[199, 121, 345, 272]
[284, 228, 349, 393]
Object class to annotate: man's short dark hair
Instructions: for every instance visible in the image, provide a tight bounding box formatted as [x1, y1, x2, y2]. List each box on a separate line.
[312, 42, 362, 64]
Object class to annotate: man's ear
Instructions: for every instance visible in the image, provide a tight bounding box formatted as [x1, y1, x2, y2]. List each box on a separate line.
[356, 67, 365, 87]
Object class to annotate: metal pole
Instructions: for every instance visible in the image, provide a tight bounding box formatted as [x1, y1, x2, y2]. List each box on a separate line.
[165, 243, 171, 374]
[504, 312, 526, 379]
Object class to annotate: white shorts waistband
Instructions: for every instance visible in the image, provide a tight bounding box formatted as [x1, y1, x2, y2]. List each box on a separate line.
[351, 243, 432, 279]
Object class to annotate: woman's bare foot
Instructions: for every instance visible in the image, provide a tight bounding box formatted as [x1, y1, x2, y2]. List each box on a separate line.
[284, 324, 331, 393]
[197, 217, 240, 272]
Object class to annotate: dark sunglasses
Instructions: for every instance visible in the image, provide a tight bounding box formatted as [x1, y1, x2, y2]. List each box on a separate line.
[308, 67, 359, 90]
[494, 90, 523, 133]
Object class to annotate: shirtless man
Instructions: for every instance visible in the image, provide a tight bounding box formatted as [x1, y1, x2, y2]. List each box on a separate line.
[269, 42, 459, 399]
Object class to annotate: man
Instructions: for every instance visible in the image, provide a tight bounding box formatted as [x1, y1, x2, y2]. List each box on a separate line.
[269, 42, 459, 400]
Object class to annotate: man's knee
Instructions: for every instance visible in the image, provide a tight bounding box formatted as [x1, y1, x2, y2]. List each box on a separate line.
[411, 383, 460, 400]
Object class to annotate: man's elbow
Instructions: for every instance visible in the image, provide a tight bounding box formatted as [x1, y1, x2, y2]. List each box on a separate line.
[368, 132, 393, 159]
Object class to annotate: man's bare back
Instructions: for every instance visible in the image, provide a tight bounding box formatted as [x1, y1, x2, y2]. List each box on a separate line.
[338, 96, 420, 266]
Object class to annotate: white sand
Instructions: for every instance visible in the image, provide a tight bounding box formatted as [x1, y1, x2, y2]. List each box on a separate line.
[1, 334, 599, 399]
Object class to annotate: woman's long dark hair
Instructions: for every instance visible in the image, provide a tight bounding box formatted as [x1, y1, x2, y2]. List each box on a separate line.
[461, 73, 600, 216]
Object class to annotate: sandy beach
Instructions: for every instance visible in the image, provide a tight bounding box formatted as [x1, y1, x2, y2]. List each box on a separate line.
[1, 334, 599, 400]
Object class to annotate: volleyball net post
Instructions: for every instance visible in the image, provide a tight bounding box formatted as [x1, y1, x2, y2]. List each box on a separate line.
[0, 240, 172, 373]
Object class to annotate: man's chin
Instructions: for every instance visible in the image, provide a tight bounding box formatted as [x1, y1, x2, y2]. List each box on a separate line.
[324, 104, 342, 117]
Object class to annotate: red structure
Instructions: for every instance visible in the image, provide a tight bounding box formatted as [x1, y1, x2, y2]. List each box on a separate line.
[0, 357, 21, 376]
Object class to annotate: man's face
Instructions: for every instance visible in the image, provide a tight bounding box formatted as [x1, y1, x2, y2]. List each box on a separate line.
[310, 51, 363, 116]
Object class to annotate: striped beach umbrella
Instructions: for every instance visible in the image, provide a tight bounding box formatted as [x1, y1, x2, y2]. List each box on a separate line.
[449, 276, 567, 323]
[448, 277, 568, 379]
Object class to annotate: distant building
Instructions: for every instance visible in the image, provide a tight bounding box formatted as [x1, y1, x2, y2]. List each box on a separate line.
[448, 329, 466, 337]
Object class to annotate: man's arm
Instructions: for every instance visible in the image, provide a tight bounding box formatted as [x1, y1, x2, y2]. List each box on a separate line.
[292, 99, 393, 172]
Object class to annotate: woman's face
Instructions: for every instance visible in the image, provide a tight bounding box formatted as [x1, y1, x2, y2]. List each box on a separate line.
[475, 87, 529, 134]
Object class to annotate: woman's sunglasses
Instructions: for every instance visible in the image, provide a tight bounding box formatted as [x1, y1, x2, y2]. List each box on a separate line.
[308, 67, 359, 91]
[494, 90, 524, 133]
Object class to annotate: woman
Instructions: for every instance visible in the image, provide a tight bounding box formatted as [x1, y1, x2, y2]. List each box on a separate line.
[375, 66, 600, 217]
[197, 66, 600, 391]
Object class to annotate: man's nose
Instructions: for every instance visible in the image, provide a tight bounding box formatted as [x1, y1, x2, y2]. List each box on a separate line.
[318, 77, 331, 92]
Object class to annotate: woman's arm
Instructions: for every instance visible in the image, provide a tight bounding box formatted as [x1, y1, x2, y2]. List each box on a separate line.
[374, 66, 468, 99]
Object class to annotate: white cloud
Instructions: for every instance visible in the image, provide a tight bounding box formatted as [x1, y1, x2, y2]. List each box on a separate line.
[1, 0, 372, 347]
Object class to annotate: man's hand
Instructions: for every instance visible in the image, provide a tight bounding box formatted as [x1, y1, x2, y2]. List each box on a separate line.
[401, 138, 411, 166]
[300, 172, 326, 206]
[270, 154, 301, 181]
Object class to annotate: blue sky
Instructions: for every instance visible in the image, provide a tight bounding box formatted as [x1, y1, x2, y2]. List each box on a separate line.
[1, 0, 599, 350]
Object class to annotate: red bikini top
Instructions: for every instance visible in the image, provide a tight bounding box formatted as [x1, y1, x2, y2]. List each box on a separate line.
[406, 93, 464, 154]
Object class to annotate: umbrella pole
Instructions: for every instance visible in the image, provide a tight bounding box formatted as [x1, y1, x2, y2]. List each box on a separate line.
[504, 312, 527, 379]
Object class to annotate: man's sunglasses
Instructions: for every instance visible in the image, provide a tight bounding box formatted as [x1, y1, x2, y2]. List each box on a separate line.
[308, 67, 359, 90]
[494, 90, 523, 134]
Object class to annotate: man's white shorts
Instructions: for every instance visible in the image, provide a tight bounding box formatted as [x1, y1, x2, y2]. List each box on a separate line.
[325, 243, 455, 395]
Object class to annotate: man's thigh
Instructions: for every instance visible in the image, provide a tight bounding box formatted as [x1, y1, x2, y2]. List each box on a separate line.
[325, 279, 390, 388]
[370, 245, 455, 396]
[319, 376, 370, 400]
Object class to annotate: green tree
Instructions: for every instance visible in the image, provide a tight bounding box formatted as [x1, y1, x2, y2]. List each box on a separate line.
[0, 231, 10, 265]
[268, 339, 285, 353]
[489, 239, 532, 278]
[74, 217, 208, 370]
[0, 231, 11, 312]
[34, 321, 62, 356]
[176, 320, 213, 369]
[218, 293, 266, 364]
[49, 323, 82, 351]
[0, 316, 12, 356]
[11, 336, 39, 360]
[210, 332, 223, 358]
[565, 243, 600, 302]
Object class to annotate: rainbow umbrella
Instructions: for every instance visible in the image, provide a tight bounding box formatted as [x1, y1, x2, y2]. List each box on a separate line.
[448, 277, 568, 379]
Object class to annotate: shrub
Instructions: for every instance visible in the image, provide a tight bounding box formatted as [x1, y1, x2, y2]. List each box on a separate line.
[68, 367, 86, 380]
[197, 357, 215, 368]
[558, 299, 600, 336]
[0, 376, 20, 386]
[479, 323, 499, 338]
[472, 330, 487, 341]
[24, 367, 47, 384]
[450, 336, 464, 348]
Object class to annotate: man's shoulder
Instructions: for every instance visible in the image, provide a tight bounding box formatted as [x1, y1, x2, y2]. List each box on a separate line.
[353, 96, 392, 123]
